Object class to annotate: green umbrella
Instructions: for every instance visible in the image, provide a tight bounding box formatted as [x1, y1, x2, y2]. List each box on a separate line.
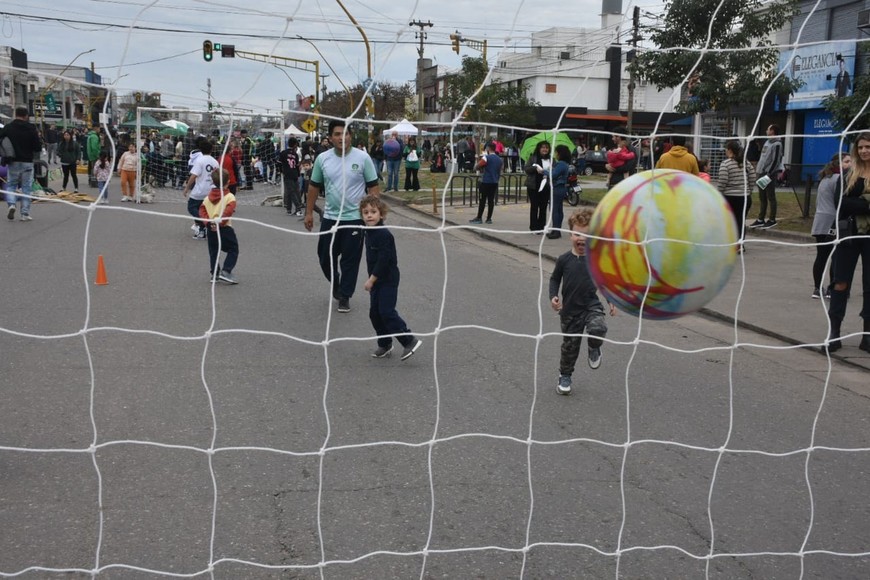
[519, 131, 575, 161]
[160, 119, 190, 137]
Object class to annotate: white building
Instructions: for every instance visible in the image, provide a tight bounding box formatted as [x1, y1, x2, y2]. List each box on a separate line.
[418, 0, 684, 142]
[0, 47, 108, 128]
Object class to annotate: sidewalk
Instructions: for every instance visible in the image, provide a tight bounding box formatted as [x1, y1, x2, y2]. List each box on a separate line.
[392, 192, 870, 372]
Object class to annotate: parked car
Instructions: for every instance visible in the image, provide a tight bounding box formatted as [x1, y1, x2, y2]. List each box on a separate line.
[581, 150, 609, 175]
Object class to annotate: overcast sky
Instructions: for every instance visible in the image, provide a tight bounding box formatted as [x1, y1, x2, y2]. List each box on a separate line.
[2, 0, 614, 115]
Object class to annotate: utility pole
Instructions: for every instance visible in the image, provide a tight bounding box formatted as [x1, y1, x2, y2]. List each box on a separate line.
[409, 20, 433, 58]
[626, 6, 640, 137]
[409, 20, 433, 122]
[319, 73, 330, 105]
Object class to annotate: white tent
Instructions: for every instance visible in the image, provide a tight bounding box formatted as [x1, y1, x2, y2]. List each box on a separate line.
[382, 119, 419, 137]
[284, 124, 308, 136]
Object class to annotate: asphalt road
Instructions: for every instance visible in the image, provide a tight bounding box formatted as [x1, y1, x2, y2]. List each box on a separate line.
[1, 198, 868, 579]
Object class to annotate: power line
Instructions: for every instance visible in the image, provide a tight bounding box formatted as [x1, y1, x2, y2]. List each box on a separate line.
[0, 10, 548, 48]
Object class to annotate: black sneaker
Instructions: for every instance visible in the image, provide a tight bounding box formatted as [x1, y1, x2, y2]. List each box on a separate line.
[761, 219, 777, 229]
[372, 345, 393, 358]
[6, 206, 14, 220]
[337, 297, 350, 313]
[332, 281, 341, 300]
[748, 219, 765, 228]
[556, 374, 572, 395]
[400, 339, 422, 361]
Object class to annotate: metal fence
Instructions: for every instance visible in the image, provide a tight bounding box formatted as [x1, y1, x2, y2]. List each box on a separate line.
[444, 171, 527, 207]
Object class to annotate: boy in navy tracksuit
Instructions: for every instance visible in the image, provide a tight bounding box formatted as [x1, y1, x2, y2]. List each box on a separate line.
[360, 195, 423, 360]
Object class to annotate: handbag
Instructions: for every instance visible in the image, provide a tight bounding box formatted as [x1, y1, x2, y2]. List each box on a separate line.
[834, 215, 857, 240]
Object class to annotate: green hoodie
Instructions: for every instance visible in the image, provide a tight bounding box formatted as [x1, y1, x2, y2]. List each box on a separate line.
[87, 130, 101, 162]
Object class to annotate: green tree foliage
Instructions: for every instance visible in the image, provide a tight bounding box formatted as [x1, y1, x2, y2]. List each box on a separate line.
[319, 81, 414, 121]
[634, 0, 800, 117]
[440, 56, 538, 127]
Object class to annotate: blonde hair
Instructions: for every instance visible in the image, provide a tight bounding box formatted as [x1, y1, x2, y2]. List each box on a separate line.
[846, 132, 870, 194]
[568, 207, 594, 229]
[360, 194, 389, 217]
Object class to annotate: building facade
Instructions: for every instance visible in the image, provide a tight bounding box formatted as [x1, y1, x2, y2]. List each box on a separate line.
[418, 0, 682, 143]
[0, 47, 107, 129]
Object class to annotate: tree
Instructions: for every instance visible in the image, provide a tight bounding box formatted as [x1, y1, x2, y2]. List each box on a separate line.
[440, 56, 538, 129]
[634, 0, 801, 123]
[317, 81, 414, 121]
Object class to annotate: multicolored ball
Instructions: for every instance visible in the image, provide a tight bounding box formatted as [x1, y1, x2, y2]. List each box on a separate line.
[587, 169, 738, 320]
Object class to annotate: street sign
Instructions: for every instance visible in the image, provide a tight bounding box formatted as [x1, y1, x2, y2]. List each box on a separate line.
[44, 93, 57, 113]
[301, 118, 316, 133]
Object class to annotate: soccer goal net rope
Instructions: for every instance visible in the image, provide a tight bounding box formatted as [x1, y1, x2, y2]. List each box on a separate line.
[1, 1, 869, 579]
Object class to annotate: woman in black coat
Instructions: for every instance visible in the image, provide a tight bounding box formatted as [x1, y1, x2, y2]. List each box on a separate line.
[524, 141, 552, 233]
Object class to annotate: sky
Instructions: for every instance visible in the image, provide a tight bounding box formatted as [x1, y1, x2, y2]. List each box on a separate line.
[1, 0, 611, 116]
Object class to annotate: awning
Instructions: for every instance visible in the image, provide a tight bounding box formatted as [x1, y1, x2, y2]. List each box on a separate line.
[565, 113, 629, 122]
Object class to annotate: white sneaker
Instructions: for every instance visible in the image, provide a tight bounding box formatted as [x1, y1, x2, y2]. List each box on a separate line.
[20, 214, 32, 222]
[588, 347, 602, 370]
[556, 375, 572, 395]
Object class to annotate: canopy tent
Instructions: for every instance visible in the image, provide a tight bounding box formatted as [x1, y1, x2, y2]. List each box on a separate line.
[284, 124, 308, 136]
[119, 111, 167, 130]
[382, 119, 418, 137]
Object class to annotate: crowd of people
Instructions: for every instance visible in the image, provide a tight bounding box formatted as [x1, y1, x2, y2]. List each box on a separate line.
[2, 109, 869, 361]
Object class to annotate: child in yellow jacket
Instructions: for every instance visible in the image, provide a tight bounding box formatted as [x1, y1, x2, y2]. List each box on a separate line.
[199, 168, 239, 284]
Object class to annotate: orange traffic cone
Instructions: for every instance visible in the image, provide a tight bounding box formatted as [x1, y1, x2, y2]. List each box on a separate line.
[95, 255, 108, 286]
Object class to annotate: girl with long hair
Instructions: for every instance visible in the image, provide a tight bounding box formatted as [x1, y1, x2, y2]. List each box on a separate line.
[824, 133, 870, 352]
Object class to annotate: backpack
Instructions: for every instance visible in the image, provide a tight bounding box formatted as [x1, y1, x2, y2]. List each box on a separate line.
[0, 135, 16, 164]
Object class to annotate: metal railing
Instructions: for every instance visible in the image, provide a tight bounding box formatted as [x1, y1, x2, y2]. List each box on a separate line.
[444, 171, 527, 207]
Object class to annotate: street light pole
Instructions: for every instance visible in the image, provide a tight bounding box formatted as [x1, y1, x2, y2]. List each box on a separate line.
[40, 48, 95, 128]
[296, 35, 353, 111]
[335, 0, 373, 118]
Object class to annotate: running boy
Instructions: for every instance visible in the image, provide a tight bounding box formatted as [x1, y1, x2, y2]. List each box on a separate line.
[199, 168, 240, 284]
[183, 139, 217, 239]
[360, 195, 422, 360]
[549, 208, 616, 395]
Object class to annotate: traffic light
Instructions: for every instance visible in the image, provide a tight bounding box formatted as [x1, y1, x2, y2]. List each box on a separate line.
[309, 95, 316, 110]
[450, 33, 460, 54]
[203, 40, 213, 62]
[208, 101, 213, 111]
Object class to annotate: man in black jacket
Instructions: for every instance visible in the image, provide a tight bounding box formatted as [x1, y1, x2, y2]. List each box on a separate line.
[0, 107, 43, 221]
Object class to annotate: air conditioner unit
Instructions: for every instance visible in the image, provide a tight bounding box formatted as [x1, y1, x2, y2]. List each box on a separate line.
[859, 9, 870, 29]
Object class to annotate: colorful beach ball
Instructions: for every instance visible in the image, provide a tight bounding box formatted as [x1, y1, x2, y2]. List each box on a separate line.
[587, 169, 738, 320]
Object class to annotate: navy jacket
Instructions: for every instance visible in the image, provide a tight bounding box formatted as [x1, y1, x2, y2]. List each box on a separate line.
[365, 222, 400, 286]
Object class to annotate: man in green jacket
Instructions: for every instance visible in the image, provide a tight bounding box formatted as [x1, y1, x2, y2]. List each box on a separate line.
[86, 126, 102, 187]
